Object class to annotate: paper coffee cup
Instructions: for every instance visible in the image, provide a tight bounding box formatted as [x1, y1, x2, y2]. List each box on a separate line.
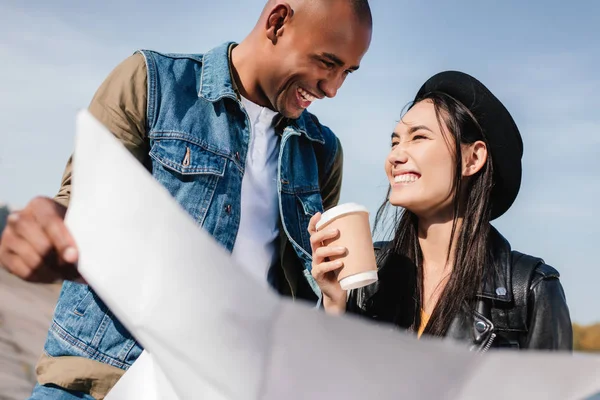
[315, 203, 378, 290]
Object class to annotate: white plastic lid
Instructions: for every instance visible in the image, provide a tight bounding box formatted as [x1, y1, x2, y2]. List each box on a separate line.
[339, 270, 378, 290]
[316, 202, 369, 231]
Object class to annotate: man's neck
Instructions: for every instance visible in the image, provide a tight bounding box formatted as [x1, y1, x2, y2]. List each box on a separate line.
[230, 41, 273, 109]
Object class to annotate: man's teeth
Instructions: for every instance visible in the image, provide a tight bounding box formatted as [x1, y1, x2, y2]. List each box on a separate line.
[298, 88, 316, 102]
[394, 174, 420, 183]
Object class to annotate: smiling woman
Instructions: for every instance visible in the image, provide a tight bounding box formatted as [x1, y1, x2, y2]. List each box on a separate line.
[309, 70, 573, 351]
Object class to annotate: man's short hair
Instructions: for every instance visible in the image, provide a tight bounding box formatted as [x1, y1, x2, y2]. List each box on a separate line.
[349, 0, 372, 25]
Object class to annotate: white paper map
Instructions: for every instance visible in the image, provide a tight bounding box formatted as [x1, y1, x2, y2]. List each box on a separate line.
[65, 110, 600, 400]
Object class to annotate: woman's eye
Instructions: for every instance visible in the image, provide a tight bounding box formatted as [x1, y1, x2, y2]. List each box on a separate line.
[413, 135, 427, 141]
[391, 141, 399, 148]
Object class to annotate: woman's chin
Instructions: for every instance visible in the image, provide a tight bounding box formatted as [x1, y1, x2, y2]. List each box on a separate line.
[389, 197, 415, 211]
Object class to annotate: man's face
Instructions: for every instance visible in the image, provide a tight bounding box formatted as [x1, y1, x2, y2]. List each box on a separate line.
[262, 4, 371, 119]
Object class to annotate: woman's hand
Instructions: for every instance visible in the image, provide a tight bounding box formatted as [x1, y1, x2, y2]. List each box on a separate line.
[308, 212, 347, 314]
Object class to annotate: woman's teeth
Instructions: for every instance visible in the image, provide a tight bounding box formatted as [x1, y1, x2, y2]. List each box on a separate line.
[394, 174, 420, 183]
[298, 87, 316, 102]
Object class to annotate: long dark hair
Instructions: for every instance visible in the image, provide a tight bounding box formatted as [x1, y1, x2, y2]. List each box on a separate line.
[373, 91, 496, 336]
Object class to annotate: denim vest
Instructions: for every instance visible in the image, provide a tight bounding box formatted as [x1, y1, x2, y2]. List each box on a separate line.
[42, 42, 340, 371]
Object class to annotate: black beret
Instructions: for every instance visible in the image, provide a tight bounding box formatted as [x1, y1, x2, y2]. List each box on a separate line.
[415, 71, 523, 220]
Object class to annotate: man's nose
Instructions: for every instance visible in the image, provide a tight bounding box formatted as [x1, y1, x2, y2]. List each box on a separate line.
[318, 75, 344, 99]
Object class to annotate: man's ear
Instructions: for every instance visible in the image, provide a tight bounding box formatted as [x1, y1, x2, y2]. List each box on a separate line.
[462, 140, 488, 177]
[266, 3, 293, 44]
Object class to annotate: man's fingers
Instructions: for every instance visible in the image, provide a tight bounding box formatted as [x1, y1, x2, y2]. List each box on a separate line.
[0, 233, 61, 283]
[0, 197, 80, 282]
[30, 200, 78, 263]
[8, 213, 53, 258]
[2, 232, 44, 270]
[43, 221, 78, 263]
[0, 251, 37, 281]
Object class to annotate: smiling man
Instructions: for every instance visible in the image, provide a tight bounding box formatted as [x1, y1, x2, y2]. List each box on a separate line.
[0, 0, 372, 398]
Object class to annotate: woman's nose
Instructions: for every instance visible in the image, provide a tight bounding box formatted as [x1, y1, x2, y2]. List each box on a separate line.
[387, 146, 409, 166]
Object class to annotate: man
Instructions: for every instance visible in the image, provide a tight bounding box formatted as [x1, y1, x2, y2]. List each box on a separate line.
[0, 0, 372, 398]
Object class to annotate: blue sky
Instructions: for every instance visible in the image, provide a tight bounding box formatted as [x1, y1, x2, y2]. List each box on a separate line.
[1, 1, 598, 324]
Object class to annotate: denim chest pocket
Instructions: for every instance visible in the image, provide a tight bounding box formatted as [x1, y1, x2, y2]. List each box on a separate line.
[149, 137, 227, 226]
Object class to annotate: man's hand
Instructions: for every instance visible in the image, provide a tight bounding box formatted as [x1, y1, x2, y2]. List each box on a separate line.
[0, 197, 81, 283]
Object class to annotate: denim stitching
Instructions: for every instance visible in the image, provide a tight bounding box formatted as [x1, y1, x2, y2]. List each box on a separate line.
[49, 321, 131, 370]
[138, 50, 157, 132]
[90, 311, 112, 349]
[149, 152, 226, 176]
[148, 130, 236, 160]
[196, 167, 221, 228]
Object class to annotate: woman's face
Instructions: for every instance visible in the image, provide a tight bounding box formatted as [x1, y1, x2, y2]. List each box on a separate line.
[385, 100, 458, 219]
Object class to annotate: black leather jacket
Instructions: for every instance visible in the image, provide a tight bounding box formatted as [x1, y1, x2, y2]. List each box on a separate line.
[347, 228, 573, 351]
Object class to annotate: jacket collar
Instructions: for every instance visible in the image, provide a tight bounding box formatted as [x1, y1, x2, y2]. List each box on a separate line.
[198, 42, 238, 102]
[277, 113, 326, 144]
[199, 42, 325, 144]
[374, 227, 514, 304]
[476, 226, 513, 303]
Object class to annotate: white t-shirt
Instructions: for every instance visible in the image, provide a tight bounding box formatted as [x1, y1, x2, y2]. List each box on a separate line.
[230, 96, 280, 287]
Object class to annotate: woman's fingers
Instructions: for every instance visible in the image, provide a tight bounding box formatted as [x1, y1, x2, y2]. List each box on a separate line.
[311, 259, 344, 280]
[313, 245, 347, 263]
[307, 212, 322, 235]
[309, 228, 340, 251]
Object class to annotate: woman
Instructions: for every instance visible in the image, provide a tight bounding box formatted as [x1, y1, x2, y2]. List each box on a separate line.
[309, 71, 572, 351]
